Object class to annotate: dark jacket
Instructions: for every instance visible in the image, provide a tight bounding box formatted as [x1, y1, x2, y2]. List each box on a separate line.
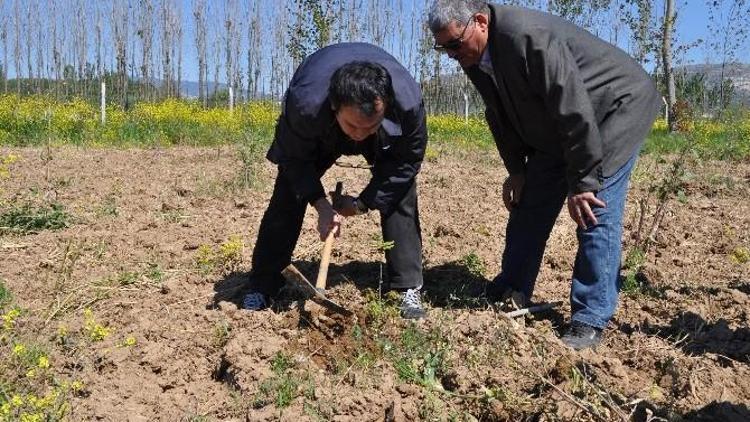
[467, 4, 661, 193]
[266, 42, 427, 215]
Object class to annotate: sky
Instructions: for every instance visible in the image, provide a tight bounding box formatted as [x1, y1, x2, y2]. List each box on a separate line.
[170, 0, 749, 83]
[1, 0, 747, 85]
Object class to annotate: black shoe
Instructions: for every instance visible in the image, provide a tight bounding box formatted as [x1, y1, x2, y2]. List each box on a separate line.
[561, 321, 603, 350]
[485, 279, 511, 302]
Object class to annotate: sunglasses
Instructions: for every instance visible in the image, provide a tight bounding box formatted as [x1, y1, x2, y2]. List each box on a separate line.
[433, 16, 475, 52]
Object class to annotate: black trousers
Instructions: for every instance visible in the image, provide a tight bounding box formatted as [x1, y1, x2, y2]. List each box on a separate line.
[249, 167, 423, 297]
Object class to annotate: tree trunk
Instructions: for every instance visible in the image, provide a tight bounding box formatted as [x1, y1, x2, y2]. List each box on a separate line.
[192, 0, 207, 107]
[13, 0, 21, 95]
[662, 0, 676, 131]
[1, 0, 8, 94]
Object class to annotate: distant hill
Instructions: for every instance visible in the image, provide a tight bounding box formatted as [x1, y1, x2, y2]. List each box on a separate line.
[177, 80, 228, 98]
[677, 63, 750, 105]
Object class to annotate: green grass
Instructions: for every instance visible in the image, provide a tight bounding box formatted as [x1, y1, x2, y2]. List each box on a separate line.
[0, 203, 70, 234]
[2, 95, 749, 161]
[252, 351, 311, 409]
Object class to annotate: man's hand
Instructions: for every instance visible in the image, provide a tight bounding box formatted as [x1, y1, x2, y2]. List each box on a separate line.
[313, 197, 342, 240]
[331, 194, 359, 217]
[502, 174, 526, 211]
[567, 192, 606, 229]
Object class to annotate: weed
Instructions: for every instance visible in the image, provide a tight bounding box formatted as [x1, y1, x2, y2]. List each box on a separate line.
[119, 336, 137, 348]
[144, 263, 165, 284]
[212, 320, 231, 348]
[460, 252, 486, 278]
[632, 148, 691, 254]
[252, 351, 303, 409]
[389, 323, 451, 390]
[195, 245, 216, 274]
[424, 145, 441, 162]
[116, 271, 139, 286]
[160, 209, 184, 223]
[730, 246, 749, 264]
[195, 236, 245, 274]
[0, 153, 19, 179]
[0, 279, 12, 309]
[362, 289, 400, 332]
[236, 131, 266, 189]
[95, 195, 118, 217]
[370, 235, 395, 253]
[0, 293, 76, 420]
[83, 308, 110, 342]
[0, 203, 70, 234]
[419, 391, 446, 420]
[217, 236, 244, 271]
[621, 246, 646, 295]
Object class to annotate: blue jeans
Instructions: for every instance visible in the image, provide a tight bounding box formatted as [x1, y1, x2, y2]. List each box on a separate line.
[494, 150, 639, 329]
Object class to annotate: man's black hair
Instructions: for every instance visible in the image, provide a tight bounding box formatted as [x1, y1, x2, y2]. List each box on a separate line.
[329, 61, 394, 116]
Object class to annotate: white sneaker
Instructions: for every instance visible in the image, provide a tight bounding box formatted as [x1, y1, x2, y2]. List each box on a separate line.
[400, 288, 426, 320]
[242, 292, 268, 311]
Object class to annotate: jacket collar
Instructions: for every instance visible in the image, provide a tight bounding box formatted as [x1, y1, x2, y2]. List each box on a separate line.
[381, 117, 402, 137]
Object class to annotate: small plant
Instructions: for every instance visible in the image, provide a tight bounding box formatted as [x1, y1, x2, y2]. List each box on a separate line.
[370, 235, 395, 253]
[389, 323, 451, 391]
[460, 252, 486, 278]
[212, 320, 231, 348]
[217, 235, 244, 271]
[195, 244, 215, 273]
[730, 246, 749, 264]
[116, 271, 139, 286]
[0, 153, 19, 179]
[83, 308, 110, 342]
[2, 307, 21, 332]
[0, 203, 71, 234]
[195, 236, 245, 274]
[0, 279, 12, 309]
[252, 352, 302, 409]
[621, 246, 646, 295]
[236, 131, 266, 189]
[362, 289, 400, 332]
[96, 195, 118, 217]
[119, 336, 137, 348]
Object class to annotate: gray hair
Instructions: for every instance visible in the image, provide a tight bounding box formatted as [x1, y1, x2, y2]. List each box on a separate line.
[427, 0, 489, 33]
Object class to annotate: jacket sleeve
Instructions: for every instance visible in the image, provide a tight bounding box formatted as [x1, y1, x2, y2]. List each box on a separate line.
[519, 31, 603, 193]
[358, 103, 427, 215]
[485, 106, 526, 176]
[271, 99, 327, 205]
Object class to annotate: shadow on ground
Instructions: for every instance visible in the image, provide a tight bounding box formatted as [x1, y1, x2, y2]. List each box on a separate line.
[633, 400, 750, 422]
[619, 311, 750, 364]
[210, 259, 566, 327]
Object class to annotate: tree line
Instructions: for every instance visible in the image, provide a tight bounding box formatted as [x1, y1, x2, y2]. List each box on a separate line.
[0, 0, 748, 125]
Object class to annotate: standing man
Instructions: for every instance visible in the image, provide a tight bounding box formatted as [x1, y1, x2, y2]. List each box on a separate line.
[428, 1, 660, 348]
[243, 43, 427, 320]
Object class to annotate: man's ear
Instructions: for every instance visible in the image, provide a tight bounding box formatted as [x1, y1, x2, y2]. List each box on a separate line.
[474, 13, 489, 29]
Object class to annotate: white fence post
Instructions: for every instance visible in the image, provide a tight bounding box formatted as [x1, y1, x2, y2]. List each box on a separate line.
[101, 82, 106, 124]
[463, 91, 469, 123]
[229, 86, 234, 113]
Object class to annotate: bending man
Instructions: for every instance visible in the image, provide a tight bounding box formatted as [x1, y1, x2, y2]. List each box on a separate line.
[428, 1, 660, 348]
[243, 43, 427, 320]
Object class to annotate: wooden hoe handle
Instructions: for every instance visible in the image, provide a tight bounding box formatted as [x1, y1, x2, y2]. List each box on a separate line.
[315, 182, 343, 290]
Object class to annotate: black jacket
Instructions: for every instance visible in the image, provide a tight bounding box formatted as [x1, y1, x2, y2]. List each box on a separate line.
[266, 42, 427, 215]
[468, 5, 661, 193]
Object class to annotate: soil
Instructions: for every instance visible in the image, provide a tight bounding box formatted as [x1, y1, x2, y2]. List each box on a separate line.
[0, 146, 748, 421]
